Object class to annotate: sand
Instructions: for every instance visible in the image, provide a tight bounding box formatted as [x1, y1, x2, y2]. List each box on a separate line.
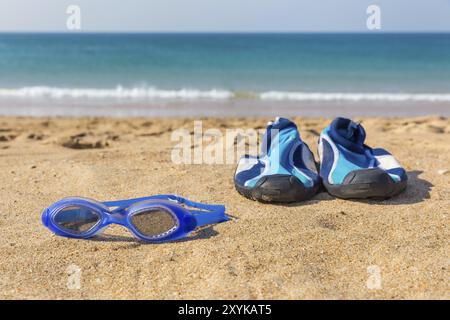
[0, 115, 448, 299]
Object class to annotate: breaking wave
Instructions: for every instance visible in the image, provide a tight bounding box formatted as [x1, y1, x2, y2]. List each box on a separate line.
[1, 86, 450, 102]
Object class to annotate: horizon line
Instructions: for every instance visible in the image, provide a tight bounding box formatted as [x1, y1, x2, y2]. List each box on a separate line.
[1, 30, 450, 34]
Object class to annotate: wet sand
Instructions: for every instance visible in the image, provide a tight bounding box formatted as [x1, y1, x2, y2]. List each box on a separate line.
[0, 115, 448, 299]
[1, 99, 450, 117]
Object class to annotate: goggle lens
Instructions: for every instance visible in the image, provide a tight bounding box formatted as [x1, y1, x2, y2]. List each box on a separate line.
[131, 208, 178, 239]
[54, 206, 100, 234]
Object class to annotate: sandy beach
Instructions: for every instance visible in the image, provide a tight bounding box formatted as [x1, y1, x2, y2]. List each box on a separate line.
[0, 115, 448, 299]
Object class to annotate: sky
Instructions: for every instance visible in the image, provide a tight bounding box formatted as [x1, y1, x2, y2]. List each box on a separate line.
[0, 0, 449, 32]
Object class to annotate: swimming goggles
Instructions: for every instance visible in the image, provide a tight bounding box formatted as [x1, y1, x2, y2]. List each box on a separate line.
[41, 195, 229, 243]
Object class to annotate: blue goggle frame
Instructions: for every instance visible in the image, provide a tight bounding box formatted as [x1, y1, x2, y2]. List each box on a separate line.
[41, 195, 229, 243]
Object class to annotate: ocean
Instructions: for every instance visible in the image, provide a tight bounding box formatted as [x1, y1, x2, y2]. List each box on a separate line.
[0, 33, 449, 116]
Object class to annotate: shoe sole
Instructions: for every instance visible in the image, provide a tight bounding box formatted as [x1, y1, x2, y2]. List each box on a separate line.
[323, 169, 407, 199]
[234, 174, 319, 203]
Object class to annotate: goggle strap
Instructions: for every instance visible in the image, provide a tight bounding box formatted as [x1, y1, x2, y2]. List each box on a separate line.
[191, 209, 229, 227]
[102, 195, 227, 222]
[102, 195, 174, 208]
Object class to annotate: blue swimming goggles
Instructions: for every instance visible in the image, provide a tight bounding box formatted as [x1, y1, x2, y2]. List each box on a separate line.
[42, 195, 229, 243]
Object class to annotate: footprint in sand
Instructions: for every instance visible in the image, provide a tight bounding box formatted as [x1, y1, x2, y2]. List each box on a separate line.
[141, 121, 153, 127]
[137, 126, 173, 137]
[0, 128, 17, 142]
[27, 133, 46, 141]
[0, 134, 17, 142]
[58, 132, 119, 149]
[424, 124, 445, 134]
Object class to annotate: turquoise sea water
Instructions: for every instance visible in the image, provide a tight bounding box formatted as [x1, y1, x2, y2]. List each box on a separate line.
[0, 33, 449, 104]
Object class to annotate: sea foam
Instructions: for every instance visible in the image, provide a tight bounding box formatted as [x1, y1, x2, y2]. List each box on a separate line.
[0, 86, 233, 100]
[1, 86, 450, 102]
[259, 91, 450, 102]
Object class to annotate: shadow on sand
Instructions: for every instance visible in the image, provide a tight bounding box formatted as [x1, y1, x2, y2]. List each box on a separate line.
[89, 225, 223, 244]
[279, 170, 432, 207]
[354, 170, 432, 205]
